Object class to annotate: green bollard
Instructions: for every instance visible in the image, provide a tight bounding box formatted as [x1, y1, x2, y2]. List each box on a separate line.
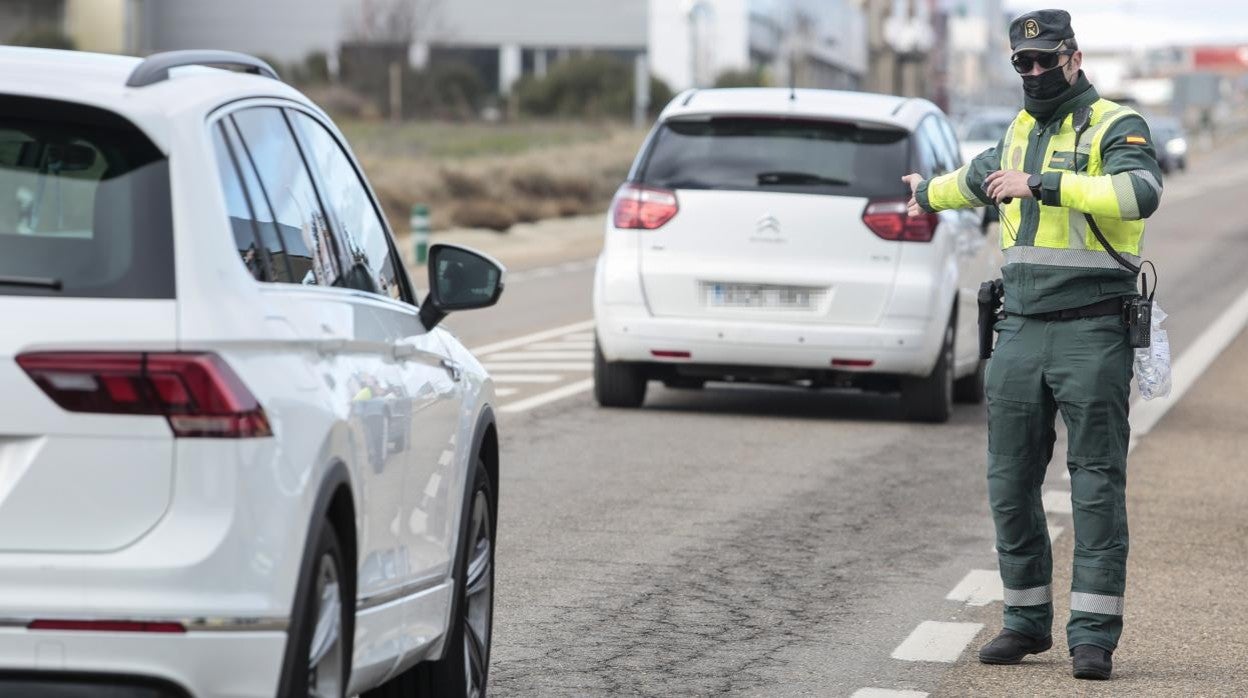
[410, 204, 431, 264]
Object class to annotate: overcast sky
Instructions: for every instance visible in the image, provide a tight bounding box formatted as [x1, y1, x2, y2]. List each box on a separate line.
[1002, 0, 1248, 50]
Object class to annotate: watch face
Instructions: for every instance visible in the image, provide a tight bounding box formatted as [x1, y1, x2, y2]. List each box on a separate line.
[1028, 174, 1042, 187]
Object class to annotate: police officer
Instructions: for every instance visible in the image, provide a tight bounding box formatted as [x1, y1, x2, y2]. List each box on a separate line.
[901, 9, 1163, 681]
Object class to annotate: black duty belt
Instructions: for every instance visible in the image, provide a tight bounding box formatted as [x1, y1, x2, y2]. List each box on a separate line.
[1019, 296, 1125, 322]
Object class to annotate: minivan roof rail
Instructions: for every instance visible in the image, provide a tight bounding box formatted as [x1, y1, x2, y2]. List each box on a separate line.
[126, 50, 280, 88]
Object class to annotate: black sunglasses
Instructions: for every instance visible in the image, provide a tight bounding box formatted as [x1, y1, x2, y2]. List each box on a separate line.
[1011, 51, 1072, 74]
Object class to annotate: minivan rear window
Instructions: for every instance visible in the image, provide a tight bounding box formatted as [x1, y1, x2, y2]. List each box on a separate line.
[0, 96, 173, 298]
[639, 117, 910, 198]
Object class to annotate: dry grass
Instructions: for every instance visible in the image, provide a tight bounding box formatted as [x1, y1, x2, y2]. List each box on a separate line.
[346, 120, 644, 233]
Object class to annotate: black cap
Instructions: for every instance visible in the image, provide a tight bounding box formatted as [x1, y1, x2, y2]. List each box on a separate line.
[1009, 9, 1075, 55]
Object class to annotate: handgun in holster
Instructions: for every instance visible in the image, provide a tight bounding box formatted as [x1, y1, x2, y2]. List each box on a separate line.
[977, 279, 1004, 360]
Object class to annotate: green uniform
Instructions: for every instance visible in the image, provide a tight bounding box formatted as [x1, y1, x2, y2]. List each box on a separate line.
[916, 73, 1163, 652]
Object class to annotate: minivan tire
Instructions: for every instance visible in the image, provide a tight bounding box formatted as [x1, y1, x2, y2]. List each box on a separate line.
[901, 321, 954, 423]
[954, 359, 986, 404]
[594, 339, 647, 408]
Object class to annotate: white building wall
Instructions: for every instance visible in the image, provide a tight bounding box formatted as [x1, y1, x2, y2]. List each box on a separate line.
[143, 0, 357, 61]
[649, 0, 756, 91]
[432, 0, 647, 48]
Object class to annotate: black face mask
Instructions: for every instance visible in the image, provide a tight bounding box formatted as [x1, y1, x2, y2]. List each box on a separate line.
[1022, 66, 1072, 100]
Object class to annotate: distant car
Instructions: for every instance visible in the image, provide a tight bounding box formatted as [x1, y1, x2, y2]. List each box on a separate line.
[956, 109, 1018, 165]
[1147, 115, 1188, 174]
[593, 87, 1000, 422]
[0, 47, 503, 697]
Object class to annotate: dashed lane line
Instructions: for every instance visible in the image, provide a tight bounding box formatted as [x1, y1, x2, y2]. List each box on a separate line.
[482, 351, 592, 361]
[945, 570, 1003, 607]
[469, 319, 595, 357]
[499, 378, 594, 414]
[483, 362, 593, 372]
[489, 374, 563, 384]
[890, 621, 984, 663]
[524, 341, 596, 351]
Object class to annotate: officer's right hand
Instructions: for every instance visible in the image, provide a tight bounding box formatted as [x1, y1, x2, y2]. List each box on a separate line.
[901, 173, 925, 217]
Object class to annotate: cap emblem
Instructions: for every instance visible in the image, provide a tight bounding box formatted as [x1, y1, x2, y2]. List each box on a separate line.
[1024, 19, 1040, 39]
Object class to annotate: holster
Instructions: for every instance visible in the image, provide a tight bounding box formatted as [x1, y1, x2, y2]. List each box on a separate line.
[978, 279, 1004, 360]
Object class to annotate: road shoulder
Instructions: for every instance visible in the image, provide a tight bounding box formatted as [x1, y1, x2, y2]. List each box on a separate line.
[934, 326, 1248, 695]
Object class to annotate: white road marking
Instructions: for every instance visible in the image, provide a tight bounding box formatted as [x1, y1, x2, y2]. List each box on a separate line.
[1128, 280, 1248, 454]
[484, 362, 593, 372]
[563, 332, 595, 342]
[851, 690, 928, 698]
[525, 341, 596, 351]
[946, 570, 1003, 606]
[1042, 489, 1072, 515]
[891, 621, 984, 663]
[500, 378, 594, 414]
[489, 374, 563, 384]
[495, 388, 519, 397]
[469, 319, 595, 356]
[482, 351, 592, 361]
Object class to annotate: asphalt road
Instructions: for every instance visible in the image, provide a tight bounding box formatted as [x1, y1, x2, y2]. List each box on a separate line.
[456, 141, 1248, 696]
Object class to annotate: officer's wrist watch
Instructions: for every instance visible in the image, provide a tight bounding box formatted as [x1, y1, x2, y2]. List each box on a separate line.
[1027, 173, 1043, 201]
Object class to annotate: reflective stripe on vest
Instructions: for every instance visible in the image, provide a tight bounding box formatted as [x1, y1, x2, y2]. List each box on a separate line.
[999, 98, 1147, 260]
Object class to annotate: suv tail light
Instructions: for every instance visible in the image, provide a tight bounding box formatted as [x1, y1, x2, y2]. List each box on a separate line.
[16, 352, 272, 438]
[611, 183, 679, 229]
[862, 200, 939, 242]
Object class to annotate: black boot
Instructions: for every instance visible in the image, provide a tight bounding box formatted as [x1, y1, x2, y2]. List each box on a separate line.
[1071, 644, 1113, 680]
[977, 628, 1053, 665]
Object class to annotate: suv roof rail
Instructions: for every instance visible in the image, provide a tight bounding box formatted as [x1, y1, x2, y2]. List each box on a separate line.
[126, 50, 280, 88]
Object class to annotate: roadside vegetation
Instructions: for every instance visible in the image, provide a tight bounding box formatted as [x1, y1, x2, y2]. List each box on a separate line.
[289, 53, 663, 233]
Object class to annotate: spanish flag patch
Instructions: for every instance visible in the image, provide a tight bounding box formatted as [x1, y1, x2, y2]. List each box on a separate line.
[1125, 135, 1148, 145]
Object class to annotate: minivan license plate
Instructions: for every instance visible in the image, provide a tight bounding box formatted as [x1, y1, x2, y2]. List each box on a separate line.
[703, 282, 819, 309]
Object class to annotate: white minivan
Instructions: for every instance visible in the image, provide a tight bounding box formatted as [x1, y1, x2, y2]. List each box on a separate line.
[593, 88, 1000, 422]
[0, 48, 501, 696]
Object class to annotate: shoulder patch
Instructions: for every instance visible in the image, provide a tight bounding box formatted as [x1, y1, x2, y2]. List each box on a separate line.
[1125, 135, 1148, 145]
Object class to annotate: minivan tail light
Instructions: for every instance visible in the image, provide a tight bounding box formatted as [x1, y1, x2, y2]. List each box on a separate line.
[16, 352, 272, 438]
[862, 200, 938, 242]
[612, 184, 679, 229]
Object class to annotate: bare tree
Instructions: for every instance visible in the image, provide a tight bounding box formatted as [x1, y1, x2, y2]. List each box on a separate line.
[345, 0, 442, 43]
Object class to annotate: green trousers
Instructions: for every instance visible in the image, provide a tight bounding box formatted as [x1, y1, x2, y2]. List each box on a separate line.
[986, 313, 1132, 653]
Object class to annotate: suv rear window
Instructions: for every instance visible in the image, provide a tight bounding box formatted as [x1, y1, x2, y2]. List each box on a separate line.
[0, 96, 173, 298]
[639, 117, 910, 198]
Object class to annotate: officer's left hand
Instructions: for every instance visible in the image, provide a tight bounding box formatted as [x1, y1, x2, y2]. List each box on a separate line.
[984, 169, 1033, 202]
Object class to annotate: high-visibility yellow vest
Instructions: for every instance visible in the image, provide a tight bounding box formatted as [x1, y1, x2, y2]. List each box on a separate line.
[996, 98, 1147, 265]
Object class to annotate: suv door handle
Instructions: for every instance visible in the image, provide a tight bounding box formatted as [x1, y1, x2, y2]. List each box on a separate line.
[440, 359, 463, 382]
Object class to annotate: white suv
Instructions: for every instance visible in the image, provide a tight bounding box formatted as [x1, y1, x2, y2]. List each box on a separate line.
[0, 48, 502, 696]
[593, 88, 999, 422]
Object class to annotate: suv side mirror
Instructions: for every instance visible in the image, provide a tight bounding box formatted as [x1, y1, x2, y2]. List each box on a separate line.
[419, 244, 506, 330]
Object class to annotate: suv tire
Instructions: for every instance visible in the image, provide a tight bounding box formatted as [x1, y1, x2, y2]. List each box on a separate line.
[281, 523, 351, 698]
[594, 339, 647, 408]
[364, 457, 495, 698]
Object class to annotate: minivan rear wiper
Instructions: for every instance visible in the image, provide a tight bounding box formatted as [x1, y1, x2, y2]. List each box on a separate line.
[0, 275, 63, 290]
[756, 171, 850, 187]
